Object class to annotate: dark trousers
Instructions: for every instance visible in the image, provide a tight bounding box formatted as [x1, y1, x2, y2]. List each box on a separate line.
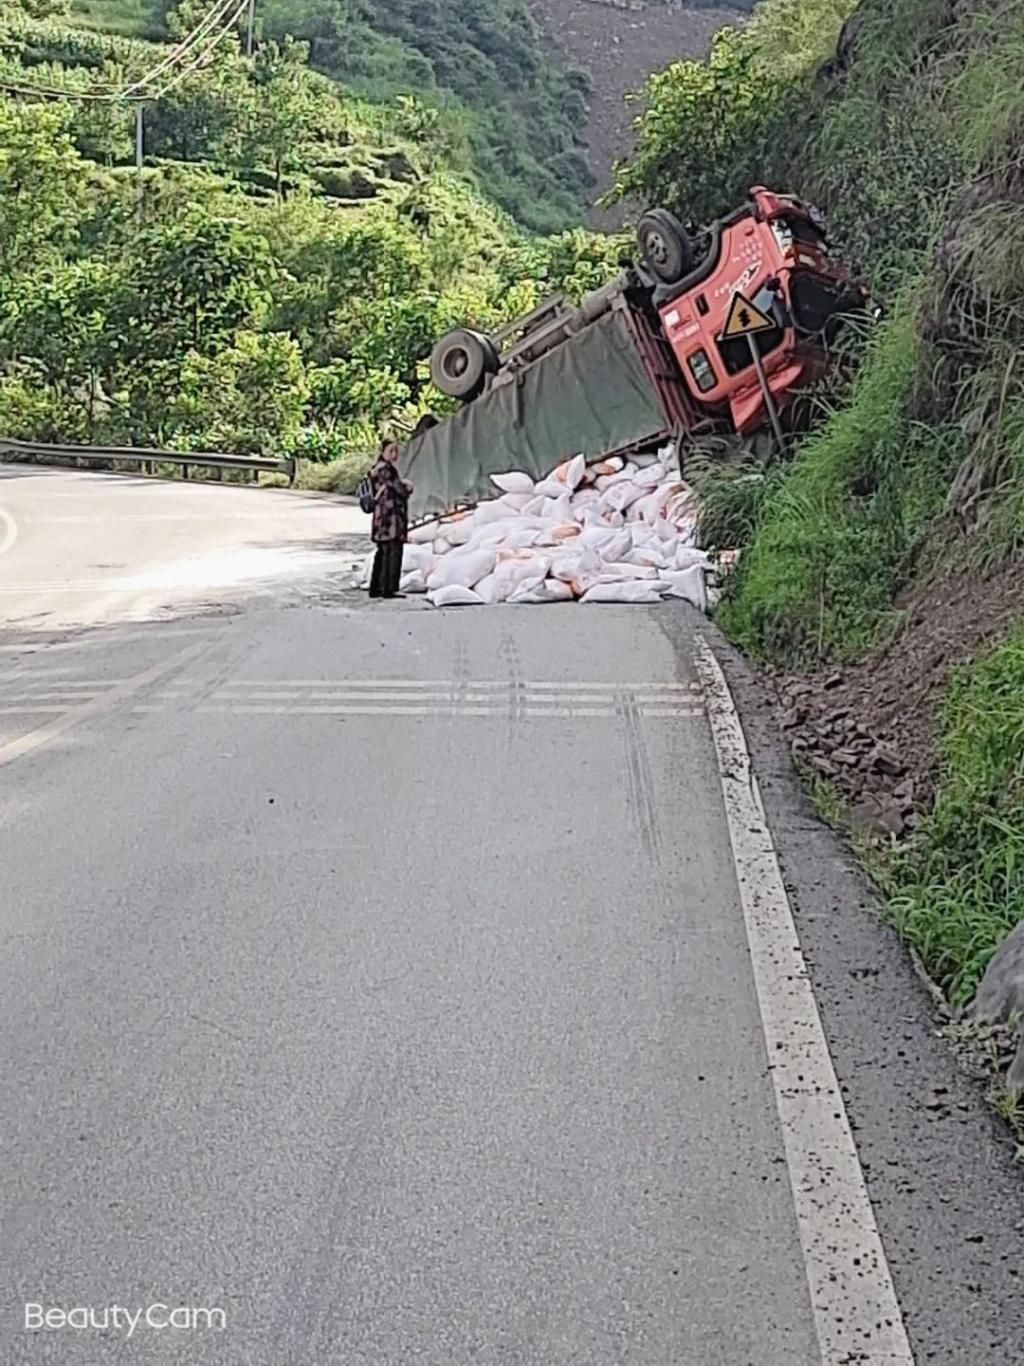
[369, 540, 403, 597]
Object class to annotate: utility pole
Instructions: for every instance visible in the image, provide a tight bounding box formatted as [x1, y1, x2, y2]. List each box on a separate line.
[134, 102, 146, 223]
[135, 102, 144, 176]
[135, 103, 145, 180]
[246, 0, 256, 57]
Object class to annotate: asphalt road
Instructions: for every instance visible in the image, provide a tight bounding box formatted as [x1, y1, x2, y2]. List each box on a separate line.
[2, 466, 1023, 1365]
[0, 465, 368, 631]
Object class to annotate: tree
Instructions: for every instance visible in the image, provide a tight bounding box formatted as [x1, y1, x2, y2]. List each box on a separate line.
[0, 259, 122, 434]
[165, 0, 240, 45]
[143, 59, 250, 164]
[173, 332, 310, 453]
[118, 213, 275, 360]
[610, 27, 770, 224]
[2, 0, 71, 17]
[0, 103, 87, 284]
[244, 38, 321, 197]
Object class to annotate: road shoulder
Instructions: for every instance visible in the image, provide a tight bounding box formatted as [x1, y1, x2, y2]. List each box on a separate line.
[660, 610, 1024, 1364]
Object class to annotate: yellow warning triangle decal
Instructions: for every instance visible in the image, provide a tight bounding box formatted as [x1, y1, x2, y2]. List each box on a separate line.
[721, 291, 775, 338]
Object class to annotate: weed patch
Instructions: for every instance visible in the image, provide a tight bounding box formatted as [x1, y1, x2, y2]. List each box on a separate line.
[880, 629, 1024, 1004]
[718, 306, 964, 662]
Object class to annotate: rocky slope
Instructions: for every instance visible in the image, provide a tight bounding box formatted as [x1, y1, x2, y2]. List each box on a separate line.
[531, 0, 749, 225]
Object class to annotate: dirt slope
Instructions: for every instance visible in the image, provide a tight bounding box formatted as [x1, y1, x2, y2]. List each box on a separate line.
[531, 0, 748, 225]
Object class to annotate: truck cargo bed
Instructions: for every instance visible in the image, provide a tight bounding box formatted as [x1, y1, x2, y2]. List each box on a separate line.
[403, 308, 678, 522]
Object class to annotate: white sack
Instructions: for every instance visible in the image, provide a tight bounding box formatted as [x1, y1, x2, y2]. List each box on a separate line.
[441, 515, 475, 546]
[580, 581, 664, 604]
[402, 544, 434, 574]
[426, 546, 497, 592]
[659, 565, 709, 612]
[428, 584, 485, 607]
[600, 483, 643, 516]
[474, 572, 498, 604]
[627, 546, 670, 570]
[541, 494, 572, 521]
[499, 492, 534, 512]
[533, 474, 567, 499]
[599, 563, 658, 581]
[508, 577, 574, 604]
[603, 530, 633, 562]
[556, 454, 587, 491]
[675, 546, 710, 571]
[490, 471, 534, 495]
[636, 461, 665, 487]
[551, 553, 582, 583]
[505, 575, 543, 603]
[409, 521, 440, 545]
[400, 569, 427, 594]
[475, 500, 514, 527]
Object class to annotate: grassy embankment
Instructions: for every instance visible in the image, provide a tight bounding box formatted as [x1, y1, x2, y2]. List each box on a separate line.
[615, 0, 1024, 1108]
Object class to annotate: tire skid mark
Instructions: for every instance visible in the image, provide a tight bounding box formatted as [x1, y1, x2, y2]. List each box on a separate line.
[499, 628, 525, 743]
[163, 635, 260, 714]
[618, 688, 661, 860]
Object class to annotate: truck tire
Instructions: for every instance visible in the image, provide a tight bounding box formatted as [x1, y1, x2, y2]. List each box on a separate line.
[637, 208, 694, 285]
[429, 328, 498, 401]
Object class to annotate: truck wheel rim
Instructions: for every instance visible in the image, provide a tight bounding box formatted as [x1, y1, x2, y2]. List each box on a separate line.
[646, 229, 671, 267]
[441, 349, 469, 380]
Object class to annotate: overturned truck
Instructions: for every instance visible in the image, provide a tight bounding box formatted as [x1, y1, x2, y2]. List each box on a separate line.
[402, 186, 867, 522]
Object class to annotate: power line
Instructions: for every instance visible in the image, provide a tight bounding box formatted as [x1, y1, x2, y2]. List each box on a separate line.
[119, 0, 239, 98]
[0, 0, 254, 106]
[0, 78, 113, 103]
[144, 0, 252, 100]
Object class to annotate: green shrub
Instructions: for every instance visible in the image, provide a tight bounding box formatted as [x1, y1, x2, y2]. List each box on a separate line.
[884, 629, 1024, 1004]
[719, 307, 931, 661]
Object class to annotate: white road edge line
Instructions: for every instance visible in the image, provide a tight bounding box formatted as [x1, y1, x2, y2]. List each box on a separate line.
[192, 704, 707, 718]
[226, 679, 701, 691]
[0, 639, 212, 769]
[0, 501, 18, 559]
[694, 635, 914, 1366]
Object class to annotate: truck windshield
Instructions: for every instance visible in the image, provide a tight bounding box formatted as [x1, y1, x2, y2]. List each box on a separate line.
[790, 273, 862, 343]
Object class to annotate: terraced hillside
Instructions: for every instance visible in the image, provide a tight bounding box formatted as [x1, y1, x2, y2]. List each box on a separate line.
[0, 0, 625, 487]
[66, 0, 593, 232]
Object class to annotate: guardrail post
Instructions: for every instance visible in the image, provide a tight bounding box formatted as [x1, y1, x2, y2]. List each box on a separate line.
[286, 456, 296, 486]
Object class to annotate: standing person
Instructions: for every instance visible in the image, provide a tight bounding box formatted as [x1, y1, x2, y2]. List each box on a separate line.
[368, 438, 413, 600]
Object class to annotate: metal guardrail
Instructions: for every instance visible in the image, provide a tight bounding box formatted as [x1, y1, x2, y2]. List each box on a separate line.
[0, 437, 296, 485]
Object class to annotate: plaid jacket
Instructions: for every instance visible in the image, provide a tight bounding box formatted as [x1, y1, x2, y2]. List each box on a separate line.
[370, 458, 412, 544]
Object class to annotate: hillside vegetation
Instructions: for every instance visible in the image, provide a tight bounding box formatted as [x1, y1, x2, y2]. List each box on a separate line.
[615, 0, 1024, 1092]
[0, 0, 621, 488]
[69, 0, 593, 231]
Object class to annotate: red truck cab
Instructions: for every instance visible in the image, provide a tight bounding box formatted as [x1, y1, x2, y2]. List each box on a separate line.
[647, 187, 866, 436]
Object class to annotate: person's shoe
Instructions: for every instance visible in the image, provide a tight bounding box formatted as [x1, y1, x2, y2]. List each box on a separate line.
[368, 590, 382, 599]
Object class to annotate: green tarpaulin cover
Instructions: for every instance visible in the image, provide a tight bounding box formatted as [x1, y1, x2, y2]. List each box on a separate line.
[402, 310, 668, 522]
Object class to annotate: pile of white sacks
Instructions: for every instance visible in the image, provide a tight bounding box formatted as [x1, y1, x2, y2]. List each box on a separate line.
[354, 446, 717, 610]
